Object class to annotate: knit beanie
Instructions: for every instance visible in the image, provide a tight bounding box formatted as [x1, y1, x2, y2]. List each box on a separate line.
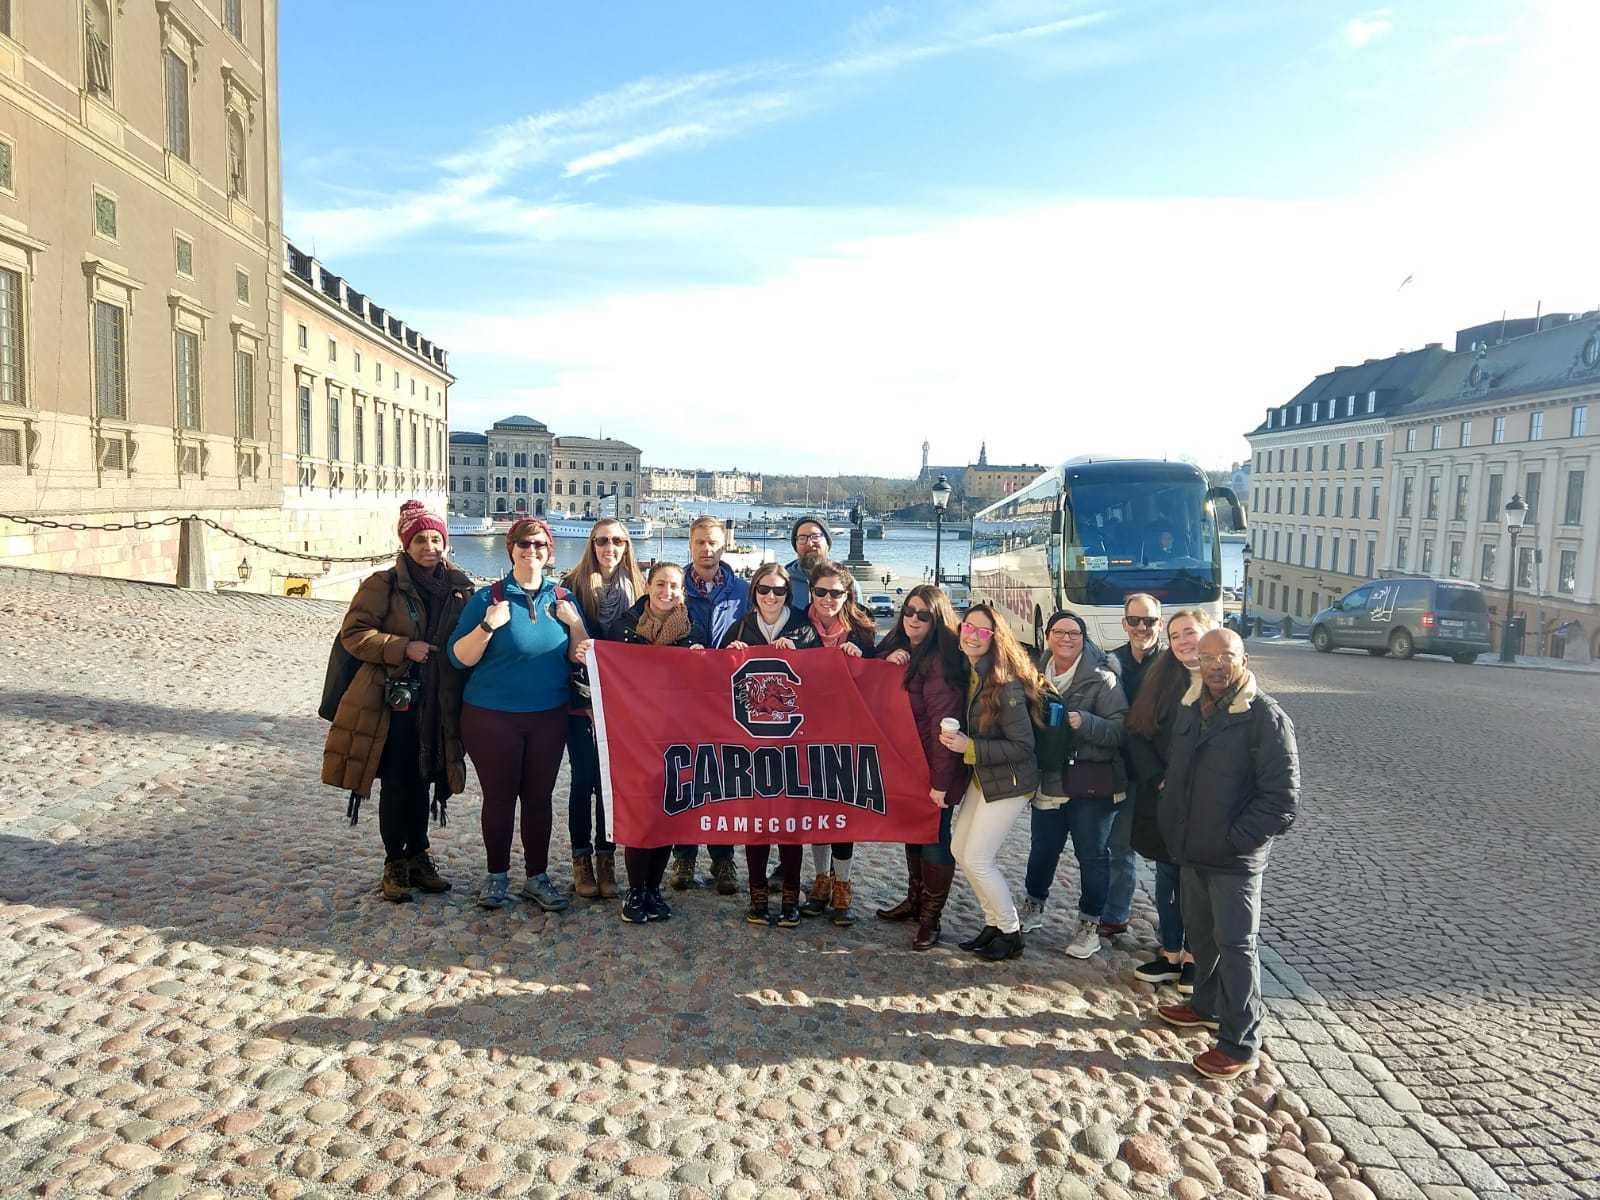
[790, 514, 832, 552]
[506, 516, 555, 561]
[398, 499, 447, 549]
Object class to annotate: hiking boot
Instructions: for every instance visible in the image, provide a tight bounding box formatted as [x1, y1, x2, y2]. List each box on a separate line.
[1193, 1047, 1258, 1081]
[620, 889, 650, 924]
[406, 852, 450, 894]
[594, 852, 619, 899]
[1156, 1003, 1219, 1031]
[800, 872, 833, 918]
[913, 861, 955, 951]
[1064, 917, 1101, 960]
[644, 889, 672, 921]
[1018, 894, 1047, 933]
[876, 847, 922, 921]
[520, 872, 570, 912]
[477, 871, 511, 910]
[668, 856, 696, 891]
[1134, 956, 1184, 985]
[976, 928, 1025, 961]
[572, 855, 600, 899]
[380, 860, 414, 903]
[711, 857, 739, 896]
[777, 888, 801, 928]
[747, 884, 771, 926]
[829, 878, 855, 927]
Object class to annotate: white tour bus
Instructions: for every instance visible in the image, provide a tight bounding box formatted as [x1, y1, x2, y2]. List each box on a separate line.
[970, 458, 1246, 652]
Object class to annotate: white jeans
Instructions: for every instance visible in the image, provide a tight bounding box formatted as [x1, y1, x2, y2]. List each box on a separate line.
[950, 779, 1029, 934]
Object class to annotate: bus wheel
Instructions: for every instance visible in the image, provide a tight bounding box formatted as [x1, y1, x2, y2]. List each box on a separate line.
[1033, 609, 1043, 650]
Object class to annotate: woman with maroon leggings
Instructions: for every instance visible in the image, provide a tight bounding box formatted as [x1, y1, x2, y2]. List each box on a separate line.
[448, 517, 587, 911]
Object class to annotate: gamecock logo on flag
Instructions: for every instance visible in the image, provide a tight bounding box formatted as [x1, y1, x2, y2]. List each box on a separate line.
[732, 658, 803, 738]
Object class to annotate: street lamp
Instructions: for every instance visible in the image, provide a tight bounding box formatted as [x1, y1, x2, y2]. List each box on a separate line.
[931, 474, 952, 585]
[1499, 492, 1528, 662]
[1240, 540, 1253, 632]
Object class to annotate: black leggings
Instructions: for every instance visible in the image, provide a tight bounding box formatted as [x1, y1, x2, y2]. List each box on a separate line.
[624, 846, 672, 892]
[377, 709, 431, 862]
[747, 844, 802, 891]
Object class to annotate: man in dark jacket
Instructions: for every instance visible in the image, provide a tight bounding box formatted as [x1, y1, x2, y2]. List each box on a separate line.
[784, 515, 832, 609]
[1154, 627, 1299, 1081]
[1102, 592, 1163, 936]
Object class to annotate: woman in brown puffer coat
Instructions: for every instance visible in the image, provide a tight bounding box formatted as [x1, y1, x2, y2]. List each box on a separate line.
[323, 500, 472, 902]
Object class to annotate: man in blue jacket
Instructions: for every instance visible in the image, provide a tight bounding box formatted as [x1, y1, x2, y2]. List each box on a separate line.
[670, 516, 751, 894]
[1154, 627, 1299, 1081]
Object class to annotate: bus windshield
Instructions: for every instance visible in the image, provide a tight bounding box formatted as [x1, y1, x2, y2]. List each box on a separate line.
[1064, 474, 1220, 605]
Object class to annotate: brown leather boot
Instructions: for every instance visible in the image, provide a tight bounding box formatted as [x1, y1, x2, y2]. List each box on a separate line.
[799, 872, 832, 918]
[914, 861, 955, 950]
[572, 854, 600, 899]
[406, 852, 451, 894]
[380, 860, 414, 903]
[593, 852, 618, 899]
[876, 847, 923, 921]
[830, 877, 855, 927]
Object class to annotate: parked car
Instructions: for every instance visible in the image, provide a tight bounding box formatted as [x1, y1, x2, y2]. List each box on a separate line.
[1310, 576, 1493, 663]
[867, 593, 896, 618]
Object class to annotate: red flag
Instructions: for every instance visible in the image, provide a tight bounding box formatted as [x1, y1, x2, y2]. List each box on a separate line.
[590, 644, 938, 848]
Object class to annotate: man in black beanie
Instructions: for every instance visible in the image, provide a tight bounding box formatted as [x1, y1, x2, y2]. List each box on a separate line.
[784, 515, 832, 608]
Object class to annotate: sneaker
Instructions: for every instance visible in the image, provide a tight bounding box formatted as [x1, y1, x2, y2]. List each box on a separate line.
[1178, 962, 1196, 995]
[1134, 956, 1184, 985]
[519, 872, 570, 912]
[1192, 1047, 1259, 1080]
[1019, 895, 1047, 933]
[668, 857, 696, 891]
[1064, 917, 1101, 960]
[644, 889, 672, 921]
[1156, 1003, 1219, 1031]
[711, 857, 739, 895]
[620, 889, 650, 924]
[776, 903, 801, 928]
[477, 871, 511, 910]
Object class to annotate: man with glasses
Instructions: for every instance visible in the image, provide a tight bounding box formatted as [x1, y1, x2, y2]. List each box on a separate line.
[1102, 593, 1162, 938]
[670, 516, 751, 894]
[1154, 628, 1299, 1080]
[784, 515, 832, 608]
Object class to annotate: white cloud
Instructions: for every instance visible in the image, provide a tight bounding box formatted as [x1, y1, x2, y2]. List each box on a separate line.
[1343, 9, 1394, 50]
[563, 124, 714, 178]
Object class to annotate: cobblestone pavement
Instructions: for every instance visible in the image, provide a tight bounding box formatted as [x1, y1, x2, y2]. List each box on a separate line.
[0, 563, 1548, 1200]
[1250, 639, 1600, 1200]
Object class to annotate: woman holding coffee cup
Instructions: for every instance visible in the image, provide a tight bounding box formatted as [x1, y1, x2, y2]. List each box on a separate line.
[874, 586, 969, 948]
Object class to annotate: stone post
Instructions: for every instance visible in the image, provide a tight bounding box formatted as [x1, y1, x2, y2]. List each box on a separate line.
[177, 517, 213, 590]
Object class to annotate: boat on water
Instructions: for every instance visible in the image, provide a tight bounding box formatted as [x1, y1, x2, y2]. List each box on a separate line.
[451, 515, 656, 539]
[446, 516, 495, 537]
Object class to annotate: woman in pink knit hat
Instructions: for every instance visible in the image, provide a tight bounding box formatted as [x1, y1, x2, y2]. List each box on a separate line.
[323, 500, 473, 902]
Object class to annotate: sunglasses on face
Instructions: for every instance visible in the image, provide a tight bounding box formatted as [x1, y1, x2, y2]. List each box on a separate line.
[1124, 615, 1160, 628]
[514, 538, 551, 551]
[903, 606, 933, 623]
[959, 621, 995, 641]
[812, 586, 847, 600]
[753, 584, 790, 597]
[592, 535, 628, 548]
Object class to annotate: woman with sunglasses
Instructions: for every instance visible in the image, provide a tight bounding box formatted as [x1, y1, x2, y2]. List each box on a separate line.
[560, 519, 645, 901]
[874, 586, 969, 949]
[797, 561, 878, 926]
[1018, 610, 1129, 960]
[449, 517, 589, 912]
[938, 603, 1042, 962]
[720, 562, 817, 926]
[605, 562, 709, 923]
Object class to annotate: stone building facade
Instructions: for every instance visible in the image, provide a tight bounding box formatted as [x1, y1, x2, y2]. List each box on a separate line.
[485, 415, 551, 517]
[447, 430, 487, 517]
[0, 0, 285, 583]
[552, 435, 641, 519]
[642, 466, 695, 497]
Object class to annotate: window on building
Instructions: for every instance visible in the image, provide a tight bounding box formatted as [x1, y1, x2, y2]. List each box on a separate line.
[1367, 390, 1376, 413]
[1453, 474, 1469, 521]
[1291, 448, 1298, 471]
[1312, 401, 1319, 421]
[1479, 543, 1496, 582]
[1530, 411, 1544, 441]
[1294, 588, 1303, 616]
[92, 300, 126, 419]
[224, 0, 243, 40]
[0, 266, 23, 408]
[235, 269, 250, 304]
[1365, 540, 1376, 578]
[1370, 483, 1380, 520]
[1482, 472, 1504, 524]
[1447, 541, 1462, 577]
[410, 424, 417, 469]
[234, 350, 253, 438]
[1492, 416, 1506, 444]
[1574, 405, 1589, 437]
[1299, 533, 1308, 565]
[296, 385, 312, 455]
[1347, 538, 1357, 575]
[1321, 444, 1329, 469]
[1400, 476, 1414, 518]
[1287, 488, 1295, 515]
[1267, 582, 1277, 608]
[1564, 470, 1585, 524]
[1405, 428, 1417, 452]
[1558, 549, 1578, 594]
[375, 362, 383, 383]
[1276, 486, 1283, 513]
[625, 482, 634, 497]
[394, 415, 401, 468]
[1272, 530, 1280, 560]
[424, 424, 431, 471]
[174, 235, 193, 277]
[1518, 546, 1534, 589]
[328, 337, 337, 363]
[1303, 485, 1311, 513]
[1347, 396, 1356, 417]
[1375, 439, 1384, 467]
[582, 481, 591, 495]
[327, 394, 341, 460]
[1431, 424, 1442, 450]
[1318, 486, 1327, 516]
[1420, 538, 1434, 573]
[1295, 406, 1303, 424]
[554, 480, 563, 495]
[375, 411, 384, 465]
[1460, 420, 1472, 447]
[1355, 441, 1364, 469]
[353, 405, 364, 465]
[1396, 535, 1409, 571]
[1524, 471, 1541, 522]
[1425, 475, 1440, 520]
[1337, 442, 1346, 469]
[163, 50, 190, 161]
[174, 330, 201, 431]
[1330, 536, 1339, 570]
[297, 323, 308, 351]
[94, 191, 117, 240]
[1333, 487, 1343, 517]
[353, 350, 362, 374]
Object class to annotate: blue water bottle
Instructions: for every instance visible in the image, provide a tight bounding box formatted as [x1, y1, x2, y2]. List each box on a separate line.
[1046, 700, 1064, 727]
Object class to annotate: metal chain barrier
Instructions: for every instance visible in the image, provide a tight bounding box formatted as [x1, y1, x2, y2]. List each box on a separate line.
[0, 512, 396, 565]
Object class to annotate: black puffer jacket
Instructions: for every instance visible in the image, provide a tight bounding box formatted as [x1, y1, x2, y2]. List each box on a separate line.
[718, 606, 820, 649]
[1034, 642, 1127, 798]
[1126, 659, 1191, 863]
[1158, 671, 1299, 874]
[965, 658, 1038, 803]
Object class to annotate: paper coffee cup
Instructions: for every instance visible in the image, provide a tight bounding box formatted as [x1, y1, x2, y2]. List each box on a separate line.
[940, 718, 960, 733]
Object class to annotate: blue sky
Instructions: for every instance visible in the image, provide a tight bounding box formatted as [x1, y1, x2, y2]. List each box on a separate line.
[282, 1, 1600, 476]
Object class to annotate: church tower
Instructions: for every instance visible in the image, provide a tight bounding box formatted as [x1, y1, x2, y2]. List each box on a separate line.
[921, 438, 930, 479]
[978, 441, 988, 467]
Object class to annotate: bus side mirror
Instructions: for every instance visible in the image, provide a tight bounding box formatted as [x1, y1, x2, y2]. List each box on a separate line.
[1205, 486, 1245, 532]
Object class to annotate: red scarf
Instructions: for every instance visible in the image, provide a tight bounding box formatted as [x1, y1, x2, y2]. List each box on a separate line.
[809, 606, 851, 649]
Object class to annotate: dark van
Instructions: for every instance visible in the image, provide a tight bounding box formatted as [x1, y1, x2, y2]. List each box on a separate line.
[1310, 576, 1493, 664]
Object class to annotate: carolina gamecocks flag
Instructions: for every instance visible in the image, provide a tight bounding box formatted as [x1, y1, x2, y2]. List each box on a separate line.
[590, 644, 937, 848]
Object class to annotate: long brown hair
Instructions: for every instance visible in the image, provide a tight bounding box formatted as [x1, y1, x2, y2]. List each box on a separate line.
[564, 518, 645, 623]
[1125, 608, 1214, 737]
[878, 585, 967, 692]
[962, 602, 1042, 732]
[808, 561, 875, 639]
